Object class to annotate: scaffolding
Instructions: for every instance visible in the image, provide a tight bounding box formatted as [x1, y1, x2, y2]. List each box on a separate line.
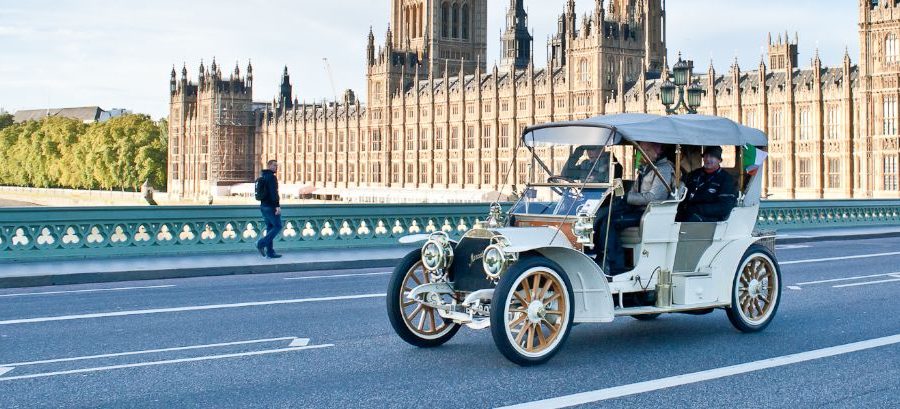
[211, 92, 256, 186]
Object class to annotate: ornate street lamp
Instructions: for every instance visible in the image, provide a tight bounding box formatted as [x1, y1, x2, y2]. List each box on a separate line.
[660, 53, 705, 115]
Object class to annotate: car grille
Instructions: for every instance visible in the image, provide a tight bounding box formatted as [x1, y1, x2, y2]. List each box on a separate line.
[449, 237, 495, 292]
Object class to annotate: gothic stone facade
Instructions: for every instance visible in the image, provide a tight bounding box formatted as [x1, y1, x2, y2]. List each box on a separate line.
[168, 0, 900, 200]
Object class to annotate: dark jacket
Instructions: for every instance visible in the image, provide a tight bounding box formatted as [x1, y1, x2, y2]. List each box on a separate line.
[679, 167, 737, 222]
[259, 169, 280, 208]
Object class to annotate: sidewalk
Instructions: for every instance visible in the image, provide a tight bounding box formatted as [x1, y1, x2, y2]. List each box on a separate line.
[2, 225, 899, 288]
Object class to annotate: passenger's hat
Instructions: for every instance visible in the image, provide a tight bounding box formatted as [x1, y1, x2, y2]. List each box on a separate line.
[703, 146, 723, 161]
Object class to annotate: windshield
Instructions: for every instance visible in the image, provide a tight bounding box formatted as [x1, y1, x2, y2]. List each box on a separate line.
[509, 143, 619, 216]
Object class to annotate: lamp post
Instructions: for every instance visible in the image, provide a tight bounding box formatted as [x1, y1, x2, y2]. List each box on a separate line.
[660, 53, 705, 115]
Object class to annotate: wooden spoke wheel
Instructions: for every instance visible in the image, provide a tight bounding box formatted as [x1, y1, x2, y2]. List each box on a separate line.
[727, 244, 782, 332]
[387, 249, 460, 347]
[491, 256, 574, 366]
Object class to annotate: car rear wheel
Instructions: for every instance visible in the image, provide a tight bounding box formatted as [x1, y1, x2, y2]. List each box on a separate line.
[726, 244, 782, 332]
[632, 313, 661, 321]
[490, 256, 574, 366]
[386, 249, 460, 347]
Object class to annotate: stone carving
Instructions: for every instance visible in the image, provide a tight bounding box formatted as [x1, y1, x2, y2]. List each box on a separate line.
[243, 223, 258, 239]
[11, 228, 29, 246]
[134, 225, 151, 242]
[157, 225, 174, 241]
[37, 228, 55, 246]
[302, 222, 316, 237]
[375, 220, 388, 235]
[62, 227, 80, 245]
[179, 225, 195, 241]
[111, 226, 128, 243]
[201, 224, 216, 240]
[87, 226, 104, 244]
[339, 221, 354, 236]
[283, 222, 298, 238]
[222, 223, 238, 240]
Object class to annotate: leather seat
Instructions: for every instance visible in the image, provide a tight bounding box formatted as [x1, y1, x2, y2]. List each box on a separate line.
[620, 227, 641, 245]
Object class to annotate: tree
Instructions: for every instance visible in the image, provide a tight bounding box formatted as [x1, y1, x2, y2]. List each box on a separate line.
[0, 113, 13, 131]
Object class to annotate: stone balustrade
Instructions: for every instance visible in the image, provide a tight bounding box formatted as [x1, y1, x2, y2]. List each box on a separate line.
[1, 200, 899, 262]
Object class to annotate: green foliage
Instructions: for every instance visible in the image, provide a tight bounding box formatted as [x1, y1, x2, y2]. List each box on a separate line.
[0, 113, 13, 130]
[0, 114, 168, 191]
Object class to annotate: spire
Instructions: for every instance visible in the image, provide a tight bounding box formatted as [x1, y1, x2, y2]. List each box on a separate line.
[367, 26, 376, 65]
[171, 65, 177, 79]
[234, 61, 240, 77]
[247, 60, 253, 79]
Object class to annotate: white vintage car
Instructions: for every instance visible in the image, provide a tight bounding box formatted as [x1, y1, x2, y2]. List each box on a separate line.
[387, 113, 781, 366]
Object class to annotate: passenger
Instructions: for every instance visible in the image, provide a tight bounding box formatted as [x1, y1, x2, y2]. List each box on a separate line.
[677, 146, 737, 222]
[596, 141, 675, 275]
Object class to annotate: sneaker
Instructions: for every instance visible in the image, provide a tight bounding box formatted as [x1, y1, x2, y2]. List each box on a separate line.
[267, 253, 283, 259]
[255, 243, 267, 258]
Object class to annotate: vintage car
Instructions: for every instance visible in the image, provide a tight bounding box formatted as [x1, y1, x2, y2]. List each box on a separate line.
[386, 113, 781, 366]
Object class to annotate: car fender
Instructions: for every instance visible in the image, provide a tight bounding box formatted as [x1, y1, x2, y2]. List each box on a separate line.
[532, 246, 615, 323]
[705, 236, 769, 303]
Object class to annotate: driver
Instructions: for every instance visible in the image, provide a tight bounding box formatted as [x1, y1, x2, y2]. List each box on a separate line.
[578, 147, 611, 183]
[596, 141, 675, 275]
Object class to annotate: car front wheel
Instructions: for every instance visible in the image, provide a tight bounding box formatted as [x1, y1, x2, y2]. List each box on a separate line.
[386, 249, 460, 347]
[726, 244, 782, 332]
[490, 256, 574, 366]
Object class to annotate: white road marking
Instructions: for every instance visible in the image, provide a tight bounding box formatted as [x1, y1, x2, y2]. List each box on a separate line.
[795, 273, 899, 286]
[0, 336, 305, 367]
[776, 244, 810, 250]
[781, 251, 900, 265]
[284, 271, 391, 280]
[0, 285, 176, 298]
[787, 286, 802, 291]
[0, 367, 13, 377]
[497, 334, 900, 409]
[0, 344, 333, 382]
[833, 277, 900, 288]
[0, 293, 386, 326]
[288, 338, 310, 347]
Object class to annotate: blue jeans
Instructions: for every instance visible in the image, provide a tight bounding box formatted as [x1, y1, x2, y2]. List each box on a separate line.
[258, 206, 282, 256]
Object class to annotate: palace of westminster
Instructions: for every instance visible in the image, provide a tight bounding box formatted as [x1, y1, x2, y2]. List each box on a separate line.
[168, 0, 900, 202]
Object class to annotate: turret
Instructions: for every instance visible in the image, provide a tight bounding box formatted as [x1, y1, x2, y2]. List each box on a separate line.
[170, 66, 177, 94]
[367, 26, 376, 66]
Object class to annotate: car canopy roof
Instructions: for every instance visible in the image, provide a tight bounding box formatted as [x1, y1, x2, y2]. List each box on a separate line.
[523, 113, 768, 148]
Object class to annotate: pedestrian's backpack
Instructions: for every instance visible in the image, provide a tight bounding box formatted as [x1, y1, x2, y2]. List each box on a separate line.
[254, 176, 266, 201]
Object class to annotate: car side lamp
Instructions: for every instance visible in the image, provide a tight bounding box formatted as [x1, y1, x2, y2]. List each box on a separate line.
[573, 205, 595, 249]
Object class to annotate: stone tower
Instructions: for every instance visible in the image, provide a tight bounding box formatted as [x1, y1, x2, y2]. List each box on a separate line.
[860, 0, 900, 196]
[168, 59, 255, 199]
[500, 0, 533, 70]
[389, 0, 488, 75]
[767, 32, 798, 70]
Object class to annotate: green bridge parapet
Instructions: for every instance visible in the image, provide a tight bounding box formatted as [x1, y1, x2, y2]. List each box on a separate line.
[1, 200, 899, 262]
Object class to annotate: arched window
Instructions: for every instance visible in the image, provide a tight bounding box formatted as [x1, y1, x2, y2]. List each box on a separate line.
[461, 3, 470, 40]
[451, 3, 459, 38]
[441, 2, 450, 38]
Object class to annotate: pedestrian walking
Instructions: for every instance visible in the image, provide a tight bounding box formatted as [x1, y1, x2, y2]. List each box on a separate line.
[255, 160, 283, 259]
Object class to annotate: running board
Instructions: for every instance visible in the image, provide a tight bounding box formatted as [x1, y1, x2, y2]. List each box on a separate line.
[614, 302, 729, 317]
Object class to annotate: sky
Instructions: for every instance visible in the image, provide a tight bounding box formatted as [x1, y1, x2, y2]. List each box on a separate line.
[0, 0, 860, 120]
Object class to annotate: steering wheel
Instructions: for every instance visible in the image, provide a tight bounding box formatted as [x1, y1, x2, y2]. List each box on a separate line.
[547, 176, 576, 184]
[547, 175, 577, 196]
